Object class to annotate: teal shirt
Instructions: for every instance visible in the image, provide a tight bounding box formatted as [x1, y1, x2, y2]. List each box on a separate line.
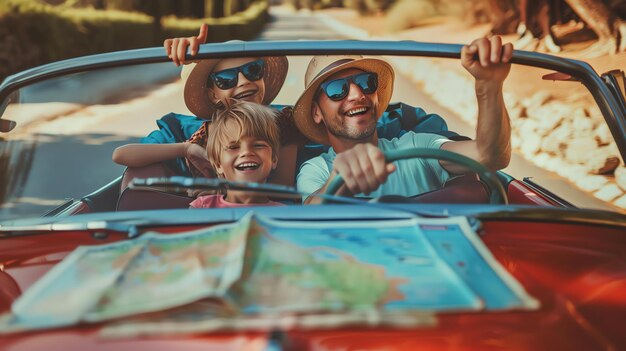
[141, 103, 460, 176]
[297, 132, 451, 200]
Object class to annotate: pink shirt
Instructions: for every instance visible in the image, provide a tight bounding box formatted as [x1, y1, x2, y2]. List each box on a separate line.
[189, 194, 284, 208]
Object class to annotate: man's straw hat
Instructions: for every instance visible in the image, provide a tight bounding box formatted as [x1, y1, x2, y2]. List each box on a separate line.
[293, 55, 394, 145]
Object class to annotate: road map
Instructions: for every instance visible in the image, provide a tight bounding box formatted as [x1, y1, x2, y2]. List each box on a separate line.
[0, 213, 539, 335]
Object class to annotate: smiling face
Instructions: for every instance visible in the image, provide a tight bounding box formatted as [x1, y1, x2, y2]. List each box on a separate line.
[207, 101, 280, 187]
[214, 120, 277, 184]
[312, 68, 379, 145]
[209, 58, 266, 106]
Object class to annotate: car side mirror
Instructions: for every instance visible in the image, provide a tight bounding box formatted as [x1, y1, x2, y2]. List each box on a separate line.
[0, 90, 18, 133]
[0, 119, 16, 133]
[541, 72, 579, 82]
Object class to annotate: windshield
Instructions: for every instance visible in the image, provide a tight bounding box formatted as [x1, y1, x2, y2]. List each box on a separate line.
[1, 52, 625, 221]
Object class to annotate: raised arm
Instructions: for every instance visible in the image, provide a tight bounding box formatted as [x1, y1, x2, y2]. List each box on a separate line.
[163, 23, 208, 66]
[112, 143, 187, 167]
[442, 36, 513, 173]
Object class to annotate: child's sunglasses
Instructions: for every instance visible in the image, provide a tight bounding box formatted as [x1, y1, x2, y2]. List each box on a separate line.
[318, 72, 378, 101]
[209, 59, 265, 90]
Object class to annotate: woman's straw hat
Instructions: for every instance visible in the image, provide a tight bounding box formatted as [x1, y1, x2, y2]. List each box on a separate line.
[181, 56, 289, 119]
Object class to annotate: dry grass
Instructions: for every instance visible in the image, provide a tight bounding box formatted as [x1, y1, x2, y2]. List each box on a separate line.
[385, 0, 482, 33]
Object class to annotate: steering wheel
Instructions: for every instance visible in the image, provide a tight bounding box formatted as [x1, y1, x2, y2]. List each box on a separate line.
[323, 148, 507, 205]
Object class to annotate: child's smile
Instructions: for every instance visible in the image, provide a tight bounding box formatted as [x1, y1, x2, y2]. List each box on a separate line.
[235, 161, 260, 171]
[216, 133, 277, 184]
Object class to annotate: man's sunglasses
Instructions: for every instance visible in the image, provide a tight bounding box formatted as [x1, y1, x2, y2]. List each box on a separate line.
[209, 59, 265, 90]
[318, 72, 378, 101]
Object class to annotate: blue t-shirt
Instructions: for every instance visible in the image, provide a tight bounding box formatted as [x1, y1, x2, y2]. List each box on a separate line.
[296, 132, 451, 200]
[141, 102, 461, 175]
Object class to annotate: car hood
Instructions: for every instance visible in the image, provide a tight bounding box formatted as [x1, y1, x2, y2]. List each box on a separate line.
[1, 204, 625, 350]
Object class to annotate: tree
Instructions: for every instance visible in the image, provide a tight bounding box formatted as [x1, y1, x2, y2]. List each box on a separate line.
[564, 0, 626, 55]
[205, 0, 225, 18]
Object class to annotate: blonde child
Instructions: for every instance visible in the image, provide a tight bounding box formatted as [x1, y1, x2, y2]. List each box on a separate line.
[189, 100, 284, 208]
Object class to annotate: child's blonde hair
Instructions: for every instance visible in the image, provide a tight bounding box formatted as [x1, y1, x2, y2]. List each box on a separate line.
[207, 100, 280, 175]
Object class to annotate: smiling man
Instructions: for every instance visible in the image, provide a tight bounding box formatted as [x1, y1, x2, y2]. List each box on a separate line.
[294, 37, 513, 204]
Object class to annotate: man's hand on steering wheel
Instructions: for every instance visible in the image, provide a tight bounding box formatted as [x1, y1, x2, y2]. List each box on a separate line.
[332, 143, 396, 196]
[323, 148, 508, 205]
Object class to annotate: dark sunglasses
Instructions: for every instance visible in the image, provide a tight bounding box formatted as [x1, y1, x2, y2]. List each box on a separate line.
[318, 72, 378, 101]
[209, 59, 265, 90]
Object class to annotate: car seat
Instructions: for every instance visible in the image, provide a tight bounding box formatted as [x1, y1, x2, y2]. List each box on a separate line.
[117, 163, 194, 211]
[410, 173, 490, 204]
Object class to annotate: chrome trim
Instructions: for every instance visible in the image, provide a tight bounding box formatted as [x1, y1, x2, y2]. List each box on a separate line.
[522, 177, 576, 208]
[0, 221, 133, 238]
[54, 201, 88, 217]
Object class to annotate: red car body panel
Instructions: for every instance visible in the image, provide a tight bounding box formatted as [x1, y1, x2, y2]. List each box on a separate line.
[1, 220, 624, 350]
[507, 180, 561, 207]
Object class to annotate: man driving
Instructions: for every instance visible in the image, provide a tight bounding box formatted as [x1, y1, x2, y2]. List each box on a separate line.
[295, 37, 513, 204]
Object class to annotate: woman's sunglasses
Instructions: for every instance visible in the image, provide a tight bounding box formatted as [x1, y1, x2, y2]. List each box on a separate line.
[318, 72, 378, 101]
[209, 59, 265, 90]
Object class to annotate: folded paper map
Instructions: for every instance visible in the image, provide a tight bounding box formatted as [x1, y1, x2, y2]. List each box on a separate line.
[0, 213, 539, 335]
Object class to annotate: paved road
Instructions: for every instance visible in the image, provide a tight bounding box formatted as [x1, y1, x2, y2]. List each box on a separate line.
[0, 7, 615, 221]
[255, 8, 350, 40]
[389, 71, 616, 211]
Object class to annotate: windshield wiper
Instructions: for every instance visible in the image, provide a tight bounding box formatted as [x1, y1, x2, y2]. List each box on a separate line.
[129, 177, 303, 200]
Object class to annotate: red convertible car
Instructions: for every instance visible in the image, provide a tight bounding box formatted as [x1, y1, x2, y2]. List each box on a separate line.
[0, 40, 625, 350]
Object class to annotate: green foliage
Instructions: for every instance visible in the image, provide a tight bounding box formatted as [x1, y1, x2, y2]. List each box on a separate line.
[102, 0, 134, 11]
[0, 2, 153, 80]
[204, 0, 224, 18]
[161, 1, 269, 42]
[319, 0, 344, 8]
[0, 0, 269, 82]
[342, 0, 396, 14]
[342, 0, 368, 14]
[103, 0, 205, 18]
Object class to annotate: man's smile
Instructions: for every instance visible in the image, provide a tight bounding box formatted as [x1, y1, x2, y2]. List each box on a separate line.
[344, 106, 370, 117]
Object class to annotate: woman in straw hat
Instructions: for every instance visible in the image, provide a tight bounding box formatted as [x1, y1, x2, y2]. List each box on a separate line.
[113, 25, 301, 183]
